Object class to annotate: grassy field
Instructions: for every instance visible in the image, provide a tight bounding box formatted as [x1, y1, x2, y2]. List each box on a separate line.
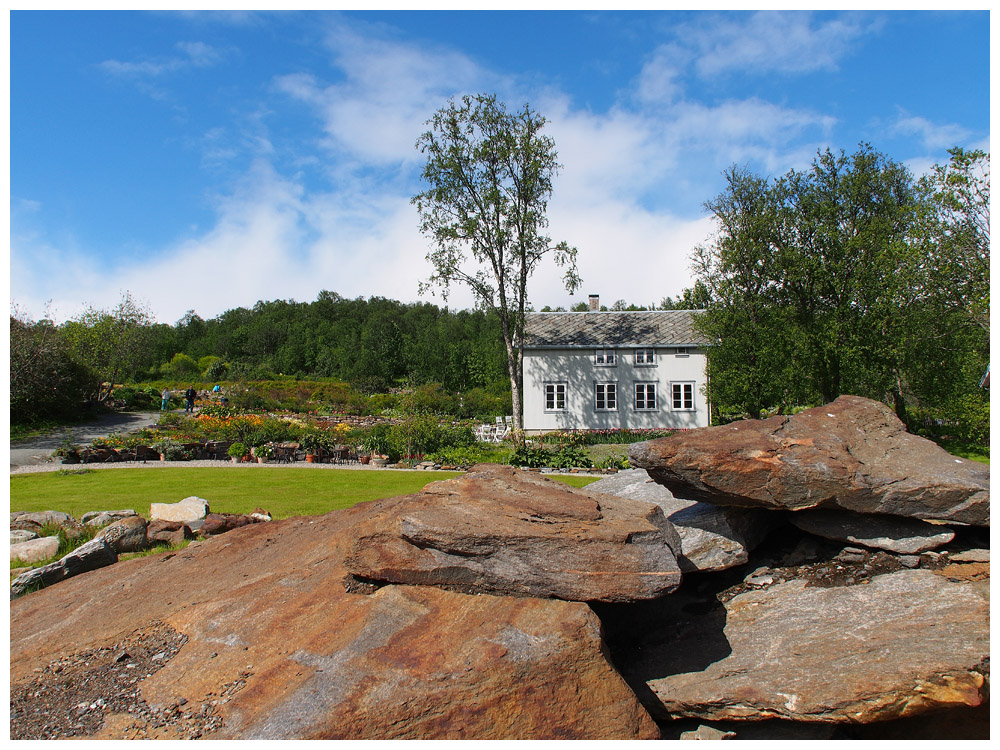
[10, 468, 601, 520]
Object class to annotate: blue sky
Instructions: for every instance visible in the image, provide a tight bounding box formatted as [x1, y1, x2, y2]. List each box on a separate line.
[9, 9, 991, 324]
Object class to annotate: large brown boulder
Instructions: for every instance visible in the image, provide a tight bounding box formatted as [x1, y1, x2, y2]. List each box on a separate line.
[629, 396, 989, 526]
[343, 464, 682, 603]
[638, 569, 988, 724]
[10, 496, 659, 740]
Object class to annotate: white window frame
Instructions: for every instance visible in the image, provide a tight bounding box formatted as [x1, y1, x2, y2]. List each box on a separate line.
[634, 382, 658, 411]
[634, 348, 656, 366]
[670, 381, 695, 411]
[674, 347, 690, 358]
[595, 382, 618, 411]
[594, 348, 617, 366]
[544, 382, 567, 412]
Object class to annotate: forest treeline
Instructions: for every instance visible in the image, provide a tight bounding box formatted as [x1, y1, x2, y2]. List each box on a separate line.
[10, 292, 512, 424]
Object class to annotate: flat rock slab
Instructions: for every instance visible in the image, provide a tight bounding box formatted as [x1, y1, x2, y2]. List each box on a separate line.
[150, 497, 209, 524]
[790, 509, 954, 554]
[587, 469, 777, 573]
[344, 464, 682, 603]
[630, 396, 989, 526]
[11, 501, 658, 740]
[643, 569, 988, 723]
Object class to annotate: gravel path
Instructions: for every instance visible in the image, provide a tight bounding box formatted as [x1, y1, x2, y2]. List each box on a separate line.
[10, 411, 161, 471]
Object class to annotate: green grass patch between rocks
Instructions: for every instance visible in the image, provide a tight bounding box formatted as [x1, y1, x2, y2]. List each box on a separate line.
[10, 468, 600, 521]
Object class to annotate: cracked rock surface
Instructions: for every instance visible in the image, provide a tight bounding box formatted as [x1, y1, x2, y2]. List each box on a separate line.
[629, 395, 989, 525]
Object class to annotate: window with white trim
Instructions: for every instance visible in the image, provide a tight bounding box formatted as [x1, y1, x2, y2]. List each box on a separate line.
[594, 349, 617, 366]
[634, 348, 656, 366]
[671, 382, 695, 411]
[634, 382, 657, 410]
[544, 382, 566, 411]
[673, 347, 690, 357]
[595, 382, 617, 411]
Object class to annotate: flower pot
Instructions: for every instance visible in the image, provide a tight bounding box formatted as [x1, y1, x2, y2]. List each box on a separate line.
[159, 454, 166, 461]
[231, 456, 239, 464]
[257, 456, 267, 464]
[359, 456, 371, 465]
[306, 454, 316, 464]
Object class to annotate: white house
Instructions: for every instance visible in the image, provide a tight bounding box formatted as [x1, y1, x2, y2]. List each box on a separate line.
[521, 298, 711, 433]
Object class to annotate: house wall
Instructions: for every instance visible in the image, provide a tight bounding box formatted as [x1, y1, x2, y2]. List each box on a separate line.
[522, 346, 709, 433]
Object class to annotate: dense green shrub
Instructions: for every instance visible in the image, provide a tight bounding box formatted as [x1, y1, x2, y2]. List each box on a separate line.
[204, 359, 228, 381]
[509, 444, 552, 468]
[427, 444, 511, 468]
[549, 445, 592, 469]
[112, 385, 162, 410]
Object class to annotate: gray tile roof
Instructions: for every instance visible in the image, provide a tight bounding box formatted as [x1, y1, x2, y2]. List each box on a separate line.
[523, 310, 710, 348]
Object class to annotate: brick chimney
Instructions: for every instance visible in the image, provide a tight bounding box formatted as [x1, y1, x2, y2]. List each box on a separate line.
[588, 294, 600, 312]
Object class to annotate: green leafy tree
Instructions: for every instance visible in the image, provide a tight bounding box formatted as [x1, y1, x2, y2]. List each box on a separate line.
[693, 146, 923, 418]
[779, 145, 920, 409]
[692, 166, 800, 417]
[10, 305, 91, 423]
[412, 93, 581, 433]
[915, 147, 990, 333]
[61, 291, 155, 404]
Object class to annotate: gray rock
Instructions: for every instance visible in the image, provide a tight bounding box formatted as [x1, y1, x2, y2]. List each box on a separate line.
[950, 549, 989, 563]
[13, 510, 76, 527]
[680, 725, 736, 740]
[10, 536, 60, 564]
[82, 509, 137, 527]
[587, 469, 777, 573]
[150, 496, 209, 523]
[10, 536, 118, 599]
[790, 509, 955, 554]
[630, 396, 989, 526]
[97, 516, 149, 553]
[642, 569, 988, 723]
[10, 529, 38, 544]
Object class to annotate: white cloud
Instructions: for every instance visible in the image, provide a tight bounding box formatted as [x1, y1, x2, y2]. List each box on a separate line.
[100, 40, 226, 79]
[892, 112, 972, 152]
[276, 21, 495, 167]
[685, 11, 879, 77]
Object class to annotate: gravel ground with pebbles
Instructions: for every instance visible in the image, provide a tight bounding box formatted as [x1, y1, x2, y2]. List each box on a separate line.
[10, 621, 252, 740]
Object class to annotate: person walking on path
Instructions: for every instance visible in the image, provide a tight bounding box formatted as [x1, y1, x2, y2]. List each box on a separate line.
[185, 386, 197, 413]
[161, 388, 171, 411]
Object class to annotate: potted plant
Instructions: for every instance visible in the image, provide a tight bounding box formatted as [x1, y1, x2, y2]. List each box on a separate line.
[300, 432, 323, 463]
[254, 443, 276, 464]
[152, 438, 183, 462]
[361, 430, 391, 464]
[227, 442, 248, 464]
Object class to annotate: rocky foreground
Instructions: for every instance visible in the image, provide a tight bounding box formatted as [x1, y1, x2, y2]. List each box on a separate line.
[9, 396, 990, 739]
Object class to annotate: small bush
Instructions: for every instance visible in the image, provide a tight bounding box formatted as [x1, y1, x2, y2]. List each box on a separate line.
[428, 444, 511, 468]
[549, 445, 592, 469]
[509, 444, 552, 468]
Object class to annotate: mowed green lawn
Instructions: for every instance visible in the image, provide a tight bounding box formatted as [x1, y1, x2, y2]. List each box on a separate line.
[10, 468, 600, 520]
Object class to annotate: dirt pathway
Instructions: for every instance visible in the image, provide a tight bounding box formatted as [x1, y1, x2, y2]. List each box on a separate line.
[10, 411, 162, 471]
